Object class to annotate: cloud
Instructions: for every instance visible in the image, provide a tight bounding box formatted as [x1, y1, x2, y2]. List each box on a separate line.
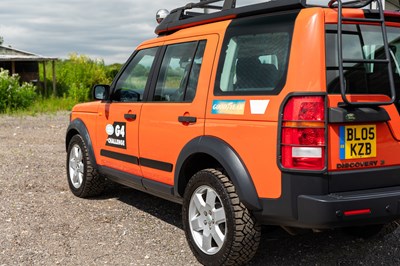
[0, 0, 188, 64]
[0, 0, 266, 64]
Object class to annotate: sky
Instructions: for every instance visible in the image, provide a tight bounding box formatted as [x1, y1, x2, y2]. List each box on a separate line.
[0, 0, 333, 64]
[0, 0, 189, 64]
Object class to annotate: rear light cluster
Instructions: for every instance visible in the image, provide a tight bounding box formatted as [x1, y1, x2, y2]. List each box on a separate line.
[280, 96, 326, 170]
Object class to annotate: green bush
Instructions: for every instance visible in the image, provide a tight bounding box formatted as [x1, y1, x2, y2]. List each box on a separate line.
[40, 53, 121, 100]
[0, 69, 37, 112]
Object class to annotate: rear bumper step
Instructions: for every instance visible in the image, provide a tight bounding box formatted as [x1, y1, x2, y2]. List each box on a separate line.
[297, 186, 400, 228]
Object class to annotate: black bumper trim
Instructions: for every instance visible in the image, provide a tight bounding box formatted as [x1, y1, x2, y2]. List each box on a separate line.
[254, 172, 400, 229]
[297, 187, 400, 228]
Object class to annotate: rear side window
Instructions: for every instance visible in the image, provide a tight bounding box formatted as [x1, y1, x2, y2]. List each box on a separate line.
[326, 24, 400, 99]
[214, 13, 297, 95]
[154, 40, 206, 102]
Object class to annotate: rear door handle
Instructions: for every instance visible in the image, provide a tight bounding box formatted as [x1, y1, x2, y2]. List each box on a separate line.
[178, 116, 197, 123]
[124, 113, 137, 121]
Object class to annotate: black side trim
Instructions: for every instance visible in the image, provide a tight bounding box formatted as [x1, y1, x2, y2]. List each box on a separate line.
[99, 165, 142, 189]
[100, 150, 173, 172]
[140, 158, 173, 172]
[66, 118, 97, 168]
[100, 149, 139, 165]
[98, 166, 182, 204]
[175, 136, 261, 210]
[329, 106, 390, 123]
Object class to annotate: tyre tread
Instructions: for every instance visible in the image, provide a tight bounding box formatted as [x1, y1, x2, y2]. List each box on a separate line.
[203, 169, 261, 266]
[67, 135, 105, 198]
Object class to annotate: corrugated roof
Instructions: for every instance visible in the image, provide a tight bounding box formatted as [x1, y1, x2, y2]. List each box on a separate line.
[0, 45, 57, 61]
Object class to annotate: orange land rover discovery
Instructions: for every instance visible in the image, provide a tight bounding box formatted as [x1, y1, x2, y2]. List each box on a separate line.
[66, 0, 400, 264]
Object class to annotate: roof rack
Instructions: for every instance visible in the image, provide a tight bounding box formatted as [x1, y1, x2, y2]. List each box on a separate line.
[155, 0, 307, 35]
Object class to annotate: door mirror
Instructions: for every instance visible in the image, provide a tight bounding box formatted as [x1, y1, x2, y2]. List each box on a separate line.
[93, 84, 110, 100]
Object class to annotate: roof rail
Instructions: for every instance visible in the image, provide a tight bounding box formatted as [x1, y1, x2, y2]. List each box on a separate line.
[155, 0, 307, 35]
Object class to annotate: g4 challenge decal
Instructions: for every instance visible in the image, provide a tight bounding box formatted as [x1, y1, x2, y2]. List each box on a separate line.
[105, 122, 126, 149]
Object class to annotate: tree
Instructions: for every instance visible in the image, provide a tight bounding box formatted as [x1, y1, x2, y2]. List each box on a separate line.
[0, 36, 3, 45]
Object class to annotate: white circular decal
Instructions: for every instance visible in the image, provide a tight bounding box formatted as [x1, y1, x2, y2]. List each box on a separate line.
[106, 124, 114, 136]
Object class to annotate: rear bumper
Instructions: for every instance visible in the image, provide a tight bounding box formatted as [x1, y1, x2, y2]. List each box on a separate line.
[254, 170, 400, 229]
[297, 187, 400, 228]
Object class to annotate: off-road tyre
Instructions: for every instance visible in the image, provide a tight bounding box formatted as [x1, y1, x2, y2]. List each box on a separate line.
[66, 134, 105, 198]
[182, 169, 261, 266]
[343, 221, 399, 238]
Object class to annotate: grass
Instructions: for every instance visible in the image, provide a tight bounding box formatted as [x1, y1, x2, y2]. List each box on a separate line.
[1, 97, 78, 116]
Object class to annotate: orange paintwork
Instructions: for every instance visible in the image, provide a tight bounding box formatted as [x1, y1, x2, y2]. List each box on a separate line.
[205, 8, 327, 199]
[139, 34, 220, 185]
[71, 6, 400, 201]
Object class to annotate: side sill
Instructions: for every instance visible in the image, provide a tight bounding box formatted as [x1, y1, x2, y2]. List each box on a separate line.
[98, 166, 182, 205]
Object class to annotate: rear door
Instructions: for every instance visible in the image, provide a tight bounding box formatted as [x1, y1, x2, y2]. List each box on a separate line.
[325, 22, 400, 190]
[138, 35, 218, 185]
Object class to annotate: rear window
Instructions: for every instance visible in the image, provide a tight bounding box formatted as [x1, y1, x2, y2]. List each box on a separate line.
[214, 12, 297, 95]
[326, 24, 400, 99]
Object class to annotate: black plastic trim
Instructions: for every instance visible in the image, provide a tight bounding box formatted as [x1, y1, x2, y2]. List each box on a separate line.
[178, 116, 197, 123]
[140, 158, 174, 172]
[329, 165, 400, 192]
[66, 118, 97, 168]
[100, 149, 139, 165]
[254, 172, 400, 229]
[297, 187, 400, 228]
[175, 136, 261, 210]
[98, 166, 181, 204]
[329, 106, 390, 123]
[155, 0, 306, 35]
[100, 149, 173, 172]
[124, 113, 137, 121]
[365, 10, 400, 24]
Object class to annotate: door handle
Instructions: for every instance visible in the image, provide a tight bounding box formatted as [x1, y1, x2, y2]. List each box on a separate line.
[178, 116, 197, 124]
[124, 113, 137, 121]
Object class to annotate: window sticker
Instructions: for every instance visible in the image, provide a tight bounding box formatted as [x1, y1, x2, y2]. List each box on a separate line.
[211, 100, 246, 115]
[105, 122, 126, 149]
[250, 100, 270, 114]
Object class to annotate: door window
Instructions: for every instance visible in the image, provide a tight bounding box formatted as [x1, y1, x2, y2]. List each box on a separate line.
[154, 41, 206, 102]
[113, 47, 158, 102]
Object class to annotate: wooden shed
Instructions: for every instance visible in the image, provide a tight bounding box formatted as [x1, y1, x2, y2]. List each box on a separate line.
[0, 45, 57, 95]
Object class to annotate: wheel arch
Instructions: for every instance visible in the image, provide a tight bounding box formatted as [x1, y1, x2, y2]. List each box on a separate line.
[66, 118, 97, 168]
[175, 136, 262, 210]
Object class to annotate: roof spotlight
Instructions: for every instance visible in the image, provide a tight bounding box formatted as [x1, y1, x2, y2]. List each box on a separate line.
[156, 9, 170, 24]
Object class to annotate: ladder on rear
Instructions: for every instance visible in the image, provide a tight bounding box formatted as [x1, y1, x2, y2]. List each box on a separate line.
[328, 0, 396, 106]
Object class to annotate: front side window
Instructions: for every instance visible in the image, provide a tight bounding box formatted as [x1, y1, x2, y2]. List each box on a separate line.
[113, 47, 158, 102]
[214, 13, 297, 95]
[154, 41, 206, 102]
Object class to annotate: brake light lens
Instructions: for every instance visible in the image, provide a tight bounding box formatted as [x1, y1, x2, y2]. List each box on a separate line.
[280, 96, 326, 170]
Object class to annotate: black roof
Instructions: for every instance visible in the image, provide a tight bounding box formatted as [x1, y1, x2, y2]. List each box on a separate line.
[155, 0, 307, 35]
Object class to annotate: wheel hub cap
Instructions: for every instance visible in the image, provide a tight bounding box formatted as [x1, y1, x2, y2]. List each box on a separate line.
[188, 185, 226, 255]
[69, 144, 84, 189]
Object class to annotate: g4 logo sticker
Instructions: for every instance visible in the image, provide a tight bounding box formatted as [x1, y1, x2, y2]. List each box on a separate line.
[105, 122, 126, 149]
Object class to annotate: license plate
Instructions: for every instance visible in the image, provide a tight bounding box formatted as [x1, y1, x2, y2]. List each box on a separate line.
[339, 125, 376, 160]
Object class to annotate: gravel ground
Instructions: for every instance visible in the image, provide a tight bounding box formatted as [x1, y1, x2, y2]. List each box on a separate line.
[0, 112, 400, 265]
